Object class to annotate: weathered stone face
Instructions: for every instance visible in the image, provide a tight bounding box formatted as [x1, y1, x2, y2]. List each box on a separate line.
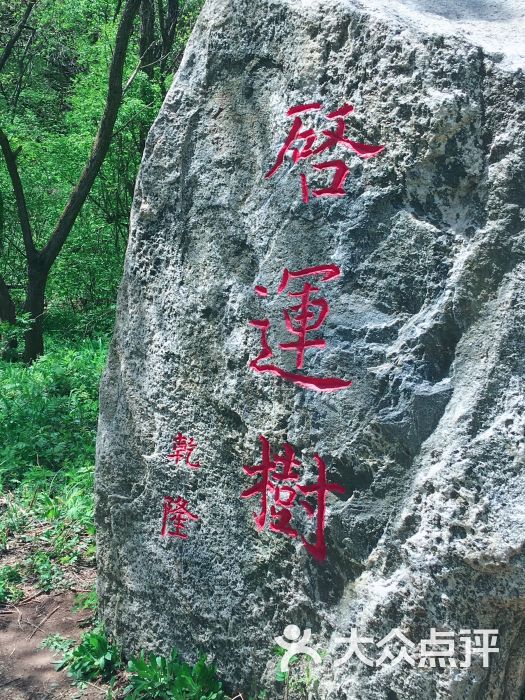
[95, 1, 525, 697]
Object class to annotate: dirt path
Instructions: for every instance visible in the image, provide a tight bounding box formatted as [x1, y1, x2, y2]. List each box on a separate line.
[0, 582, 105, 699]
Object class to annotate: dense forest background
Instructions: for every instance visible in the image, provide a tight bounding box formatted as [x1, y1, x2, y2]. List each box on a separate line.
[0, 0, 202, 358]
[0, 0, 203, 483]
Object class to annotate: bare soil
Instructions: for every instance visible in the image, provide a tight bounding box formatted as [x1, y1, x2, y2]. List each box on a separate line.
[0, 576, 105, 699]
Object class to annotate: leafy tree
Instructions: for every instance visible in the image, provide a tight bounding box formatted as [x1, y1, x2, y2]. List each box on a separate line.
[0, 0, 203, 361]
[0, 0, 142, 361]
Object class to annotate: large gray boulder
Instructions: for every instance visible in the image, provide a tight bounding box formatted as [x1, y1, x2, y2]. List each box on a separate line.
[95, 1, 525, 698]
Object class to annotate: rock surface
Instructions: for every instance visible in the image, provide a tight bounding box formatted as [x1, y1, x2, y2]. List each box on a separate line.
[95, 1, 525, 698]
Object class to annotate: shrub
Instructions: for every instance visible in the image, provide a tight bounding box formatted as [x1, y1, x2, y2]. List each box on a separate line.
[0, 564, 23, 604]
[56, 626, 121, 683]
[0, 338, 106, 487]
[125, 649, 225, 699]
[28, 552, 63, 592]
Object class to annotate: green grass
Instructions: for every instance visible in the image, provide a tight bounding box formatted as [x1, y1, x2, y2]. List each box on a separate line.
[41, 633, 76, 654]
[0, 564, 24, 604]
[0, 338, 106, 595]
[0, 337, 106, 487]
[73, 585, 98, 613]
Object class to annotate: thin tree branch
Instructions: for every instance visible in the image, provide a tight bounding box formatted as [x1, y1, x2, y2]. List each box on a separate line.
[111, 99, 155, 137]
[41, 0, 142, 270]
[5, 234, 25, 257]
[10, 28, 36, 115]
[113, 0, 124, 22]
[0, 1, 37, 74]
[123, 49, 168, 94]
[27, 605, 60, 641]
[0, 129, 36, 259]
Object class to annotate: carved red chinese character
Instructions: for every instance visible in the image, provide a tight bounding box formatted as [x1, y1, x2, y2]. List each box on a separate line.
[240, 435, 301, 533]
[249, 265, 351, 392]
[161, 496, 199, 539]
[241, 437, 345, 561]
[297, 453, 345, 561]
[167, 432, 201, 469]
[265, 102, 384, 203]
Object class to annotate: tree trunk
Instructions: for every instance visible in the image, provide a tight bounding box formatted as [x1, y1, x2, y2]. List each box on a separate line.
[0, 275, 16, 325]
[0, 276, 17, 359]
[23, 260, 47, 363]
[0, 0, 142, 363]
[0, 1, 37, 74]
[140, 0, 155, 79]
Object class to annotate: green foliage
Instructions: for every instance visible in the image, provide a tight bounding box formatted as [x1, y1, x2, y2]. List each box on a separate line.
[56, 626, 121, 684]
[0, 0, 205, 349]
[28, 551, 63, 592]
[0, 564, 23, 604]
[73, 586, 98, 614]
[272, 645, 322, 699]
[125, 649, 225, 699]
[0, 492, 28, 543]
[0, 313, 33, 358]
[41, 633, 75, 654]
[273, 644, 289, 682]
[0, 338, 106, 486]
[0, 338, 104, 594]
